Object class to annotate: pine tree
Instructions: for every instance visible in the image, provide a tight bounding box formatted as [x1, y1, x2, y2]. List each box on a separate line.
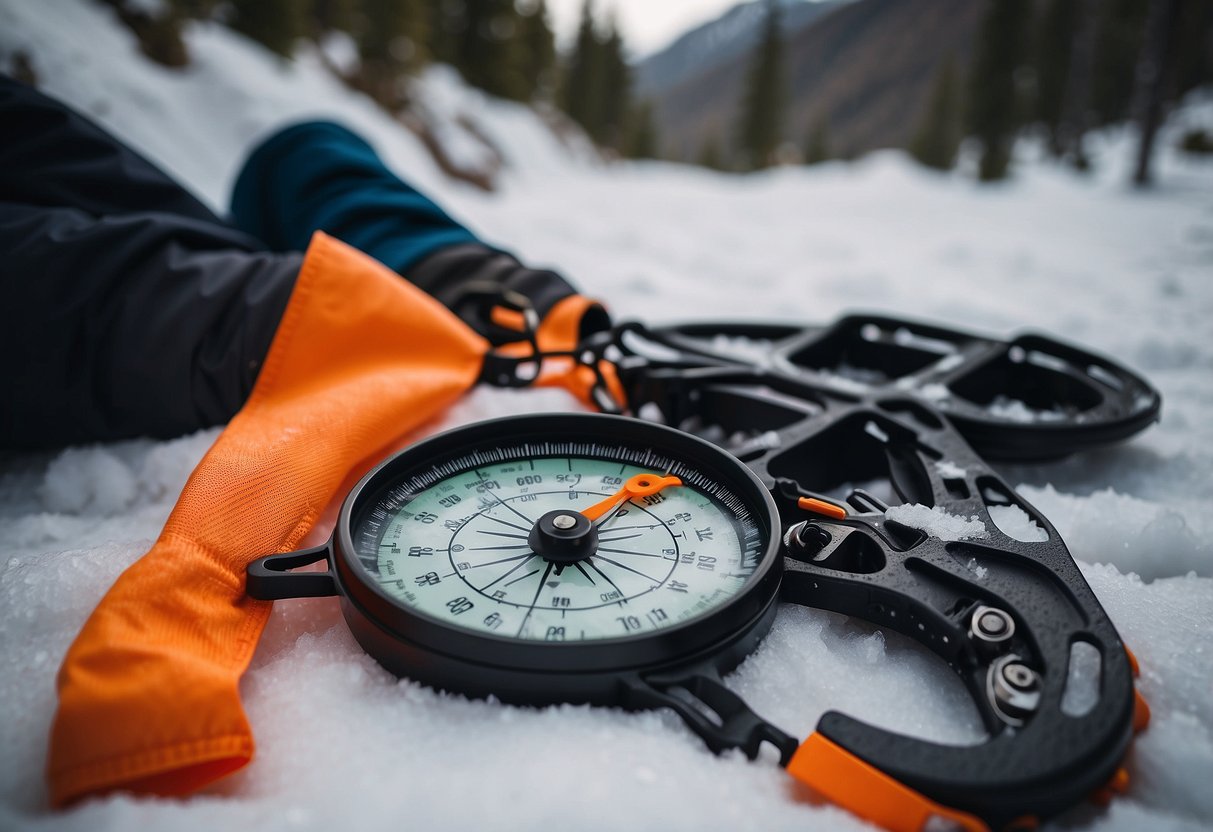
[456, 0, 528, 101]
[310, 0, 357, 36]
[1054, 0, 1097, 170]
[562, 0, 605, 141]
[1174, 0, 1213, 97]
[426, 0, 458, 65]
[597, 14, 632, 150]
[1034, 0, 1079, 156]
[737, 0, 786, 171]
[228, 0, 308, 58]
[910, 56, 961, 170]
[1133, 0, 1183, 185]
[967, 0, 1031, 181]
[626, 100, 659, 159]
[167, 0, 221, 19]
[803, 119, 831, 165]
[518, 0, 557, 99]
[1090, 0, 1149, 125]
[356, 0, 430, 108]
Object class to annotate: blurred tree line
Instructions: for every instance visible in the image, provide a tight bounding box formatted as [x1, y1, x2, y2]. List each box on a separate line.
[118, 0, 658, 159]
[561, 1, 658, 157]
[737, 0, 786, 171]
[231, 0, 557, 107]
[103, 0, 1212, 179]
[925, 0, 1213, 183]
[733, 0, 1212, 182]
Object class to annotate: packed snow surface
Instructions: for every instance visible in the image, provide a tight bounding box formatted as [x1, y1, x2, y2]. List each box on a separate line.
[2, 2, 1213, 831]
[884, 504, 989, 542]
[987, 503, 1051, 543]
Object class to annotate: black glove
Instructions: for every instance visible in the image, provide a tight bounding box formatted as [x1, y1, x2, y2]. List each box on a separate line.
[408, 243, 611, 346]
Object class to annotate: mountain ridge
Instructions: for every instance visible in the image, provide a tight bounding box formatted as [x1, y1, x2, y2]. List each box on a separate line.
[635, 0, 847, 101]
[642, 0, 984, 163]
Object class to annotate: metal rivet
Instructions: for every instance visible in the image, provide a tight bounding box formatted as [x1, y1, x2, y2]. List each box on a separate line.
[1002, 662, 1038, 691]
[552, 514, 577, 530]
[987, 654, 1041, 726]
[970, 605, 1015, 644]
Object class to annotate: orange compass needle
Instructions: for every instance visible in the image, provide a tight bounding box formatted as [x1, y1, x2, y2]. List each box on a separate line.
[580, 472, 682, 522]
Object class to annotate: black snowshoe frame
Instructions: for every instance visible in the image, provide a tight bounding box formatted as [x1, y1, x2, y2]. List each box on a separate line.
[483, 311, 1159, 830]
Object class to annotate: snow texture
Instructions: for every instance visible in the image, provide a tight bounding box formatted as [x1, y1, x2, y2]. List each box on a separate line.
[986, 395, 1069, 423]
[988, 504, 1050, 543]
[2, 2, 1212, 831]
[934, 460, 967, 479]
[885, 504, 990, 542]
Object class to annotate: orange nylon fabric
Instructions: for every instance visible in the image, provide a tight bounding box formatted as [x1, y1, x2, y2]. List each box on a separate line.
[46, 232, 492, 806]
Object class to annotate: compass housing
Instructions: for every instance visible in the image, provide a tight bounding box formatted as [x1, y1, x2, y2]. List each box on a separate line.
[323, 413, 783, 705]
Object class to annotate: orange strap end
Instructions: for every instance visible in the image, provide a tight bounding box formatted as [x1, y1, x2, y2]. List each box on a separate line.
[797, 496, 848, 520]
[46, 233, 488, 806]
[1090, 767, 1131, 806]
[787, 733, 989, 832]
[525, 295, 625, 409]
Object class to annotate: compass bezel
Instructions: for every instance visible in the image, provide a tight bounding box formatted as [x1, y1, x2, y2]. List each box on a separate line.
[329, 413, 783, 702]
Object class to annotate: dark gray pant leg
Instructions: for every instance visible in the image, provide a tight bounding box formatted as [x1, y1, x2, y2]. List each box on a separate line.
[1, 77, 302, 449]
[0, 203, 299, 449]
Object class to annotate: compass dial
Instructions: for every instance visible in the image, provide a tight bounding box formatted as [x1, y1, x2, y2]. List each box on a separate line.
[350, 442, 768, 643]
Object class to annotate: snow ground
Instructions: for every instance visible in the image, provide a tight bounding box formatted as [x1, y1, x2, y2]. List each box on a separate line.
[2, 2, 1212, 830]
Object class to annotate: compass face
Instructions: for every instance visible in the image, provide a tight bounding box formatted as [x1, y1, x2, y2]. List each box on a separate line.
[348, 439, 770, 643]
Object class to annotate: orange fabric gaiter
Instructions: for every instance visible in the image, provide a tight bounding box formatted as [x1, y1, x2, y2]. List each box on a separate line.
[46, 232, 489, 806]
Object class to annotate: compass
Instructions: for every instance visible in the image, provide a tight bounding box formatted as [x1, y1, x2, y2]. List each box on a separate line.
[248, 413, 783, 705]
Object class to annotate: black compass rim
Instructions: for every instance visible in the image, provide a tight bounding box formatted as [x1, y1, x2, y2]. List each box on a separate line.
[330, 413, 784, 678]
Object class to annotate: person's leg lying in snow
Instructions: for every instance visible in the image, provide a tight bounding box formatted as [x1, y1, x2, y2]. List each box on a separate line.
[0, 77, 607, 450]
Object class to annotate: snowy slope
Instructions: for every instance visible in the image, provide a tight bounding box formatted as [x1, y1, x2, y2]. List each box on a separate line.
[2, 2, 1213, 831]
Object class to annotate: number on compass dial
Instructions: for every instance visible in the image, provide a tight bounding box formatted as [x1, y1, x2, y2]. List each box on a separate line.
[358, 454, 763, 641]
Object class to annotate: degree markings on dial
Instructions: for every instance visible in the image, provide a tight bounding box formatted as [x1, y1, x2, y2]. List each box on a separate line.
[480, 485, 535, 525]
[368, 447, 761, 640]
